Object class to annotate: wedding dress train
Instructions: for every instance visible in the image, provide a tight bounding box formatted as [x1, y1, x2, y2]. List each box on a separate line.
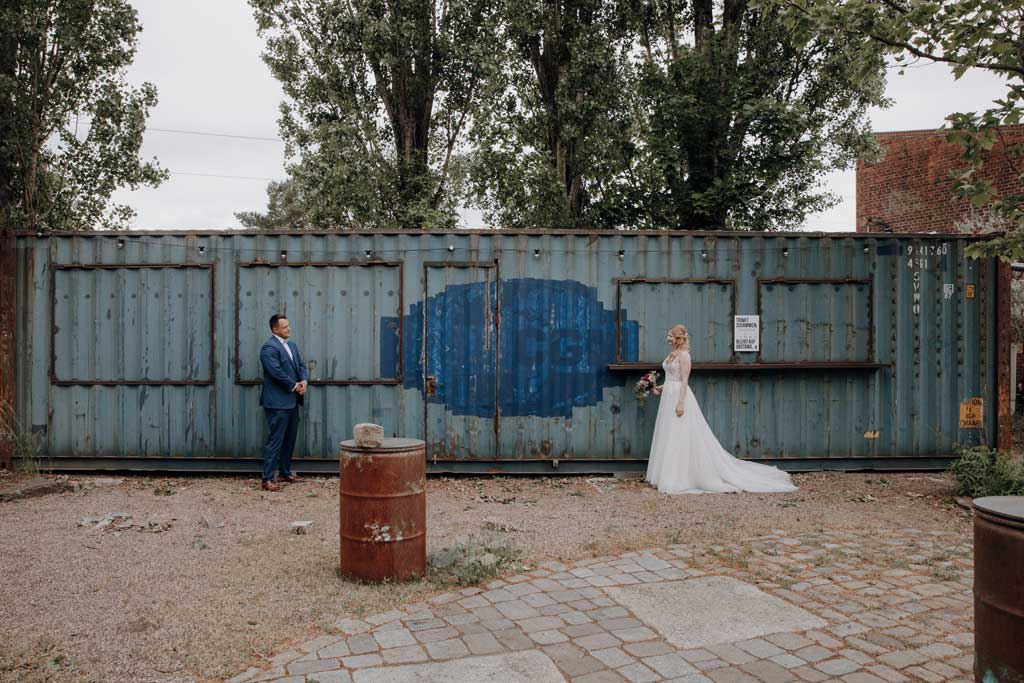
[645, 351, 797, 494]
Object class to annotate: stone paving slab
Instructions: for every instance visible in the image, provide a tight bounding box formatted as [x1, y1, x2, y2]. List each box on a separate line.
[351, 651, 566, 682]
[606, 577, 826, 649]
[229, 528, 975, 683]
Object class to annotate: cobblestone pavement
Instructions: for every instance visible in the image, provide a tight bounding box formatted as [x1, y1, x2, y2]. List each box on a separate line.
[227, 528, 973, 683]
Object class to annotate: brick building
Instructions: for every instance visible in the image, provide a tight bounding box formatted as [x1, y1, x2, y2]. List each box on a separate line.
[856, 125, 1024, 234]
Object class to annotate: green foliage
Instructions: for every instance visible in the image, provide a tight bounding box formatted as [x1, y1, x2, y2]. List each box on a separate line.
[766, 0, 1024, 258]
[427, 534, 523, 586]
[949, 445, 1024, 498]
[0, 402, 47, 475]
[629, 0, 887, 230]
[467, 0, 641, 228]
[235, 179, 308, 230]
[250, 0, 887, 230]
[467, 0, 887, 230]
[0, 0, 166, 231]
[247, 0, 500, 229]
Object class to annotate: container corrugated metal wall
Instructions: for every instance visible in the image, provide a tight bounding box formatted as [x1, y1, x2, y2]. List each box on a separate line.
[9, 229, 1007, 473]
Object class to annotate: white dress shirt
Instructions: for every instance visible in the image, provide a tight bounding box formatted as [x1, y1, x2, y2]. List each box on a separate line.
[273, 334, 294, 362]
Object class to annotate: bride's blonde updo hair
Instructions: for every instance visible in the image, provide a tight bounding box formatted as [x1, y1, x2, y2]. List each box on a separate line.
[669, 324, 690, 351]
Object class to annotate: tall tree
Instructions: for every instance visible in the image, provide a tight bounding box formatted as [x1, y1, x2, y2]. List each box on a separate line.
[248, 0, 498, 229]
[469, 0, 888, 230]
[771, 0, 1023, 257]
[468, 0, 639, 228]
[629, 0, 887, 230]
[236, 179, 309, 230]
[0, 0, 165, 232]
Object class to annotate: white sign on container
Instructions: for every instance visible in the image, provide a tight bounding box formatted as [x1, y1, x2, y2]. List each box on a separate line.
[734, 315, 760, 352]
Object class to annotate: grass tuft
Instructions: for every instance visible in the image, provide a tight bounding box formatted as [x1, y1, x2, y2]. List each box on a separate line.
[427, 534, 524, 587]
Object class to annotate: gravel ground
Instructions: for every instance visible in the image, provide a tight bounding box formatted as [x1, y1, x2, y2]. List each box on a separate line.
[0, 469, 971, 683]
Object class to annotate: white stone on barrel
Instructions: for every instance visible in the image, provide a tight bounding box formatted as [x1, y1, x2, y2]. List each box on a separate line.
[354, 423, 385, 448]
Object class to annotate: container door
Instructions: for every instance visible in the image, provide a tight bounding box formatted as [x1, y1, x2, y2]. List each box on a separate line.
[423, 263, 499, 460]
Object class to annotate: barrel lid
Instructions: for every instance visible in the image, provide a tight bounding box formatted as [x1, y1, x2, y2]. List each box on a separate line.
[973, 496, 1024, 522]
[340, 437, 425, 452]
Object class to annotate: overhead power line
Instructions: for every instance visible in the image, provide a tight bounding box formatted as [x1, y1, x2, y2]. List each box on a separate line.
[73, 119, 284, 142]
[147, 127, 284, 142]
[170, 171, 279, 181]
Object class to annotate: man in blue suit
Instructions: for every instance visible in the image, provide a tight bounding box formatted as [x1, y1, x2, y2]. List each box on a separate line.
[259, 314, 309, 492]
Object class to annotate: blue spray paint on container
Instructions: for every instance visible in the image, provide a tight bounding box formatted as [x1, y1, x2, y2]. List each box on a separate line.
[381, 278, 638, 418]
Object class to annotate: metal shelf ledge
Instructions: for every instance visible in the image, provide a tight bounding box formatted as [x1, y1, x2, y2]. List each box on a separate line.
[607, 362, 890, 372]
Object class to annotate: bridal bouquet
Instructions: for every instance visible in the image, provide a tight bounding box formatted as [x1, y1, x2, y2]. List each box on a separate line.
[633, 371, 659, 403]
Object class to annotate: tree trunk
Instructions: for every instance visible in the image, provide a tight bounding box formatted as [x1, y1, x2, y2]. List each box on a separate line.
[374, 0, 436, 227]
[672, 0, 746, 230]
[530, 0, 586, 223]
[0, 20, 17, 228]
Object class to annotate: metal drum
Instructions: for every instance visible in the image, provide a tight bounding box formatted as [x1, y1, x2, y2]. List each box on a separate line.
[339, 438, 426, 582]
[973, 496, 1024, 683]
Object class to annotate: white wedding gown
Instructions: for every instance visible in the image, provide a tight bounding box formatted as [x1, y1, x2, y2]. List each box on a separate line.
[646, 350, 797, 494]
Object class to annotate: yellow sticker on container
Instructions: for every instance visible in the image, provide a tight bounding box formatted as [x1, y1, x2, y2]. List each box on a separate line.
[960, 398, 983, 428]
[966, 284, 976, 299]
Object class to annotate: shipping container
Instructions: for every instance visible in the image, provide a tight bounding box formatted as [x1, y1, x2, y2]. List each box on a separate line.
[3, 229, 1012, 473]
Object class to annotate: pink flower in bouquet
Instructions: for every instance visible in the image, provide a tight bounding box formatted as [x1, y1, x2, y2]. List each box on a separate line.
[633, 371, 659, 402]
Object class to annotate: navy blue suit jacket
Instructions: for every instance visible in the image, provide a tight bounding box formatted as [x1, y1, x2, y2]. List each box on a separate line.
[259, 337, 309, 409]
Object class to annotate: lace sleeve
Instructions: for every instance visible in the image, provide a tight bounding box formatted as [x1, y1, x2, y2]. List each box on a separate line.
[676, 353, 691, 407]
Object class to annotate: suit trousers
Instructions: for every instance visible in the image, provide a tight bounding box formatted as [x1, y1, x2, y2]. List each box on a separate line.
[263, 407, 300, 481]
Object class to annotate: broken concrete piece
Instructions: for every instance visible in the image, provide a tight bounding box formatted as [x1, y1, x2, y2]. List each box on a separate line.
[93, 477, 124, 487]
[78, 512, 173, 533]
[482, 519, 522, 533]
[199, 515, 225, 529]
[290, 521, 314, 535]
[0, 477, 73, 503]
[353, 423, 385, 448]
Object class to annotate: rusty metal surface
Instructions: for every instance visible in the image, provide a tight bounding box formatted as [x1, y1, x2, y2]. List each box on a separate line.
[755, 278, 874, 362]
[14, 227, 997, 239]
[422, 261, 500, 460]
[49, 263, 215, 385]
[615, 278, 737, 363]
[0, 227, 14, 468]
[997, 261, 1013, 452]
[973, 496, 1024, 683]
[9, 230, 1006, 471]
[234, 260, 404, 386]
[339, 438, 426, 583]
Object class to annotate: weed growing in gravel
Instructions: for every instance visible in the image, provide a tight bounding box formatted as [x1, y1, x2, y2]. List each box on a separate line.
[811, 549, 847, 568]
[950, 445, 1024, 497]
[427, 534, 523, 587]
[708, 547, 752, 569]
[929, 564, 961, 582]
[1, 403, 48, 475]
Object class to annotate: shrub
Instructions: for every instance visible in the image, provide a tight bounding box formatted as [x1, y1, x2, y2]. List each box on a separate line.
[0, 403, 47, 475]
[950, 446, 1024, 498]
[427, 534, 524, 587]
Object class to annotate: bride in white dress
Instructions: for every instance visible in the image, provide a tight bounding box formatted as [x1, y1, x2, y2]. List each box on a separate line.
[646, 324, 797, 494]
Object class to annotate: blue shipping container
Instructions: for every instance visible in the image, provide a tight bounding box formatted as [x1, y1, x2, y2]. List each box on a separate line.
[7, 229, 1011, 473]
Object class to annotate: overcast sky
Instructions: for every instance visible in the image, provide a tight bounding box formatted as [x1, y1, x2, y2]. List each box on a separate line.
[110, 0, 1010, 231]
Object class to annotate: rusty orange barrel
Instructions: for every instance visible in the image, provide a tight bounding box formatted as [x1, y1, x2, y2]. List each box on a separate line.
[973, 496, 1024, 683]
[339, 438, 426, 582]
